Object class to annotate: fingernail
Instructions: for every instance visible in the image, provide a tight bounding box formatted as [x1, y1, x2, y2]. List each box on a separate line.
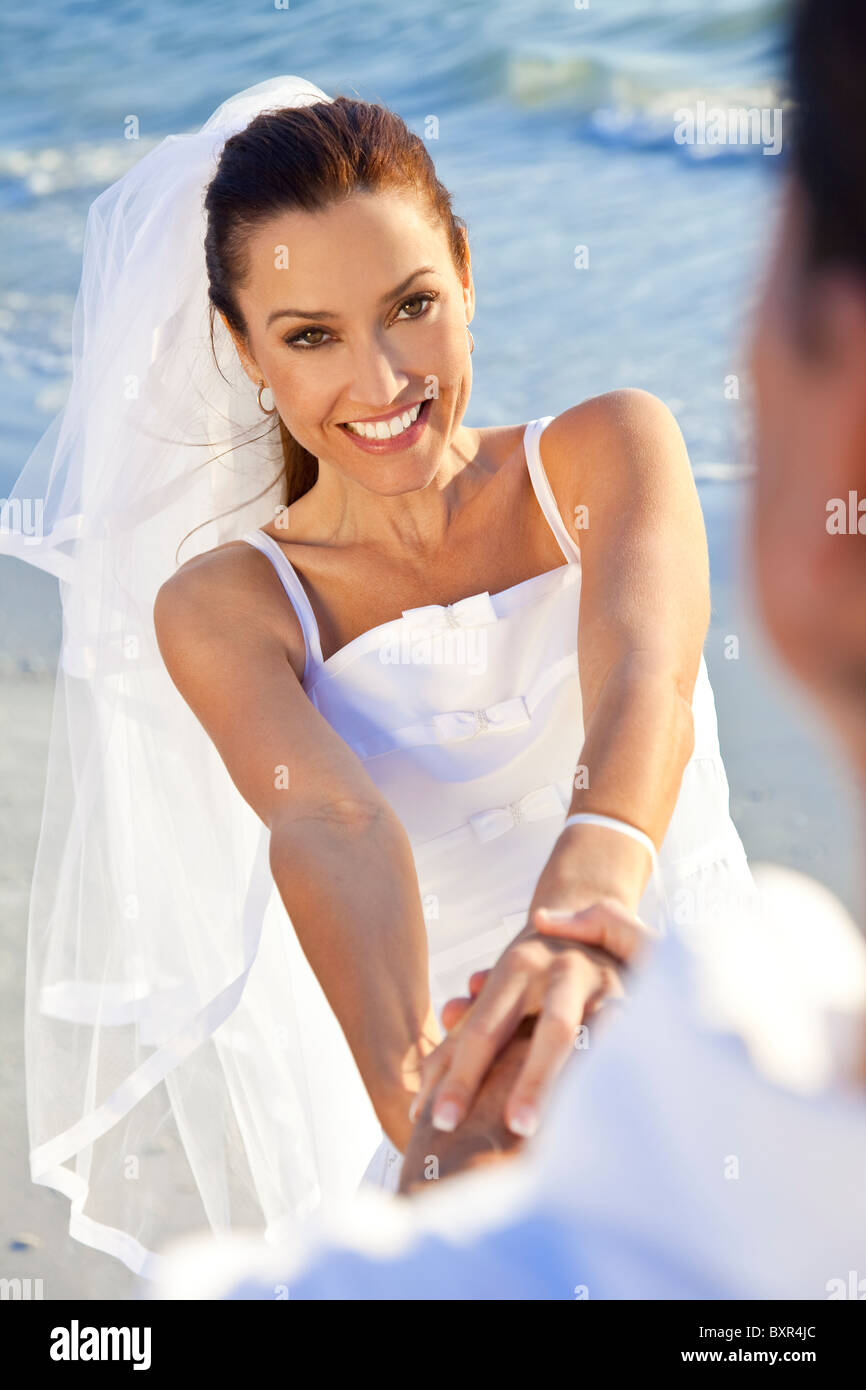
[535, 908, 574, 923]
[432, 1100, 461, 1132]
[508, 1105, 538, 1138]
[408, 1097, 419, 1123]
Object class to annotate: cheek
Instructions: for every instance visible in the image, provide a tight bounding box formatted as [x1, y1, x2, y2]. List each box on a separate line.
[269, 353, 337, 424]
[420, 303, 470, 361]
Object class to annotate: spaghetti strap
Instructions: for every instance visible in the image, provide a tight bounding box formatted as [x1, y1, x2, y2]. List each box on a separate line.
[242, 529, 325, 678]
[522, 416, 581, 563]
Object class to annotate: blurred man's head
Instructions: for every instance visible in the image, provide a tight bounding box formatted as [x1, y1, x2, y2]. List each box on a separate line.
[749, 0, 866, 769]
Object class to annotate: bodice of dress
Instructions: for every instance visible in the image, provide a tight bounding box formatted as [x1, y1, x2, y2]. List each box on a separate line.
[243, 415, 745, 1014]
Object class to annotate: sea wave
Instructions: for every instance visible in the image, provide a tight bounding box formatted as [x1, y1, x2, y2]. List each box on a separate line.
[505, 47, 786, 156]
[0, 137, 161, 203]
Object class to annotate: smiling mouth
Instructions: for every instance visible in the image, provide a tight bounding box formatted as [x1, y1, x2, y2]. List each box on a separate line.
[339, 398, 429, 440]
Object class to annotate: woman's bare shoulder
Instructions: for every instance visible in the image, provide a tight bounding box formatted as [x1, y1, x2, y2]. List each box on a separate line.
[472, 394, 682, 491]
[153, 538, 306, 682]
[540, 390, 686, 476]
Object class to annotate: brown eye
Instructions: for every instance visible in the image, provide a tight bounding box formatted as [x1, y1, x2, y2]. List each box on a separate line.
[396, 293, 436, 320]
[285, 327, 330, 349]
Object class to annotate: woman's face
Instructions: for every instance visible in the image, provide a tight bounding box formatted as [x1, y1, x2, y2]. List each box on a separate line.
[228, 188, 474, 497]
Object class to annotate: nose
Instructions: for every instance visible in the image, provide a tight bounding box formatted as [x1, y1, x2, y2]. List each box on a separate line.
[345, 331, 411, 411]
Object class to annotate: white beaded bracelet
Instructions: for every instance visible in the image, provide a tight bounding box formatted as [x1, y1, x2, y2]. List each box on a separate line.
[559, 812, 668, 929]
[561, 812, 659, 868]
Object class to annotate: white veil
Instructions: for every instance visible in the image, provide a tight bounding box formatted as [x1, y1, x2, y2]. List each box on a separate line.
[0, 76, 384, 1280]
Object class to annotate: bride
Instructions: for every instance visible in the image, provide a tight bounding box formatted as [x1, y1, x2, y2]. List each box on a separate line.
[0, 76, 757, 1279]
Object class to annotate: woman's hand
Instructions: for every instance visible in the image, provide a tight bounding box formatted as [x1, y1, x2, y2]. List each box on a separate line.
[532, 897, 652, 965]
[411, 896, 655, 1141]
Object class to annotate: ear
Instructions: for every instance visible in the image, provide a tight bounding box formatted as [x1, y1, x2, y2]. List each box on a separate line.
[218, 310, 262, 388]
[457, 227, 474, 323]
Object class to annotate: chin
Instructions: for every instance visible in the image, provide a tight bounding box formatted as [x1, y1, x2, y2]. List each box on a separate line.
[351, 457, 441, 496]
[369, 471, 440, 498]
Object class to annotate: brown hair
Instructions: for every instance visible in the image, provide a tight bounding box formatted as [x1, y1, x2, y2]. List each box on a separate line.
[790, 0, 866, 280]
[203, 93, 469, 512]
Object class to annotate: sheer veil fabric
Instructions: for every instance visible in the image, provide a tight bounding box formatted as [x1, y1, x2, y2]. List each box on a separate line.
[0, 77, 386, 1279]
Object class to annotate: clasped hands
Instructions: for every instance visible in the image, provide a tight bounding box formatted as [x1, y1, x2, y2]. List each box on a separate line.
[399, 892, 653, 1193]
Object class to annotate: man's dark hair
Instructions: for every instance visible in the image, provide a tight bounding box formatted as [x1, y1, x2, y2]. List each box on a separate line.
[790, 0, 866, 279]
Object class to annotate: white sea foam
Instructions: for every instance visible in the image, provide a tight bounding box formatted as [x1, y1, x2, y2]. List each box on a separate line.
[0, 138, 161, 198]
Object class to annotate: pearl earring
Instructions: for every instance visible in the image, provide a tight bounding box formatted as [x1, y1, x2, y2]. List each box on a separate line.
[257, 381, 277, 415]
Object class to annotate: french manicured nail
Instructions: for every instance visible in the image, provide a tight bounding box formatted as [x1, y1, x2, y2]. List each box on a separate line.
[408, 1096, 419, 1123]
[535, 908, 575, 923]
[432, 1100, 461, 1132]
[508, 1105, 538, 1138]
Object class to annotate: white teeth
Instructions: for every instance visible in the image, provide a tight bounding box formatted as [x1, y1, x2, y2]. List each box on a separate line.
[345, 401, 422, 439]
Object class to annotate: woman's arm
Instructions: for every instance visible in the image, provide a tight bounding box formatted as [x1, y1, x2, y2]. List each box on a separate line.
[545, 386, 708, 902]
[267, 805, 439, 1151]
[417, 389, 710, 1136]
[153, 543, 439, 1153]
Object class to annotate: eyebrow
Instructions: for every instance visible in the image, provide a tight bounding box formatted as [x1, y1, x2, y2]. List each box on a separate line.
[266, 266, 439, 327]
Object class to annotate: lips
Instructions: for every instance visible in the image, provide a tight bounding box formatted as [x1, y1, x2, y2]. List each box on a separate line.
[339, 399, 425, 436]
[339, 397, 432, 452]
[341, 399, 423, 428]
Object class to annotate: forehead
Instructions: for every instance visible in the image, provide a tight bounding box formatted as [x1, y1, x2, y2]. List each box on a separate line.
[238, 188, 451, 304]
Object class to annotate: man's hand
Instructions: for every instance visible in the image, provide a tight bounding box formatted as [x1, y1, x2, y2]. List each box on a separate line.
[413, 898, 654, 1141]
[399, 1017, 536, 1194]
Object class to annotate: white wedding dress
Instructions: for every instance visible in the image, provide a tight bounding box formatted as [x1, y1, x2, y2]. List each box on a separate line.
[14, 404, 758, 1282]
[242, 414, 758, 1196]
[4, 76, 758, 1283]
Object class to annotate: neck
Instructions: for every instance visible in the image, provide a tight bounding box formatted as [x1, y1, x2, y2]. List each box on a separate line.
[304, 420, 487, 558]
